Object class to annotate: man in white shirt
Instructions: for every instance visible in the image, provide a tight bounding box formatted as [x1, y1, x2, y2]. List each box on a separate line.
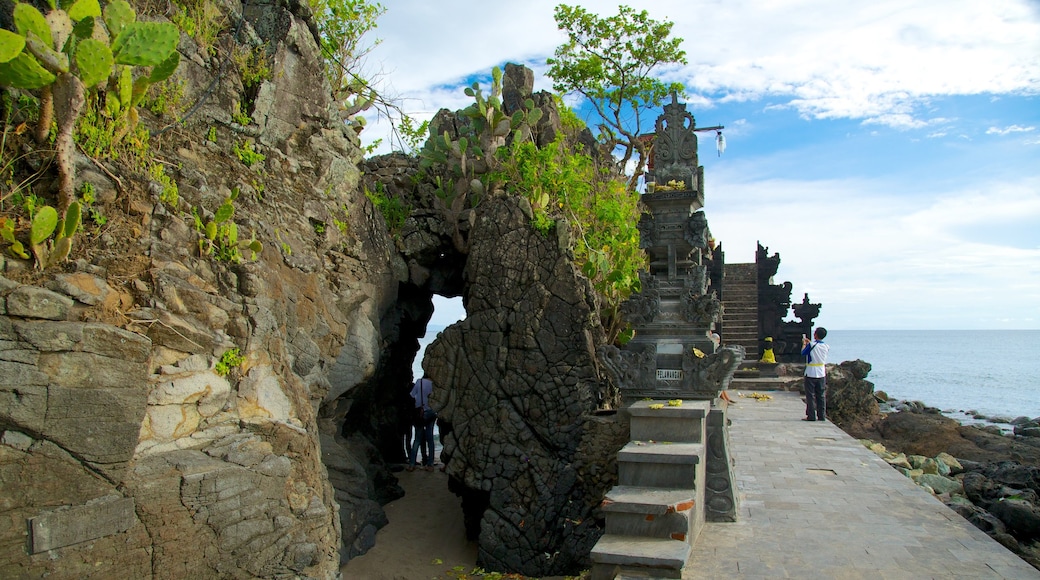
[800, 327, 830, 421]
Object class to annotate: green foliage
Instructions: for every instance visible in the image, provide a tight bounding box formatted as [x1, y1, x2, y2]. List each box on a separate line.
[547, 4, 687, 188]
[493, 135, 644, 343]
[231, 44, 270, 89]
[417, 66, 541, 252]
[232, 140, 265, 167]
[206, 125, 217, 143]
[395, 113, 429, 154]
[307, 0, 384, 100]
[169, 0, 225, 56]
[149, 162, 178, 205]
[27, 201, 81, 268]
[143, 77, 186, 118]
[76, 91, 150, 162]
[231, 101, 251, 125]
[364, 182, 408, 235]
[193, 189, 263, 263]
[0, 0, 182, 209]
[215, 347, 244, 376]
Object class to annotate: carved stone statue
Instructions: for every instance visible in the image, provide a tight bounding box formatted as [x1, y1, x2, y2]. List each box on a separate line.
[652, 93, 698, 190]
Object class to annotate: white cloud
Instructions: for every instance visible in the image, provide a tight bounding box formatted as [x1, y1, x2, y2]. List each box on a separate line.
[363, 0, 1040, 146]
[706, 172, 1040, 329]
[986, 124, 1037, 135]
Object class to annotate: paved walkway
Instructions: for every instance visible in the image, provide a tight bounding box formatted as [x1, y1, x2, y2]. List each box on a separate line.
[686, 391, 1039, 579]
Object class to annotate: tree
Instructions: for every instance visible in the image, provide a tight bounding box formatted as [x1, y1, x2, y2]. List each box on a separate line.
[546, 4, 687, 190]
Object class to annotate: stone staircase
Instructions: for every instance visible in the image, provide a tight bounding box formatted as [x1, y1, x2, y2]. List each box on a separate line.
[721, 263, 758, 360]
[590, 400, 710, 579]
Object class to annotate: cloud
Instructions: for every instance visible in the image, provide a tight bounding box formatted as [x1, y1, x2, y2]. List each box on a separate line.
[706, 171, 1040, 329]
[363, 0, 1040, 147]
[986, 124, 1037, 135]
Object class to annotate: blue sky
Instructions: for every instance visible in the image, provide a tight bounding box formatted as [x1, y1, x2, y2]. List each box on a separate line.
[360, 0, 1040, 330]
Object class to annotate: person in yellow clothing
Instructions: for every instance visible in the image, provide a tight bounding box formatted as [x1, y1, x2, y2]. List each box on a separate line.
[800, 327, 829, 421]
[760, 337, 776, 364]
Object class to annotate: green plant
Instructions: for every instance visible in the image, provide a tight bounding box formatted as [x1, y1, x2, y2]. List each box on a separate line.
[394, 113, 429, 154]
[232, 101, 251, 125]
[169, 0, 225, 56]
[307, 0, 384, 100]
[233, 140, 265, 167]
[333, 204, 349, 236]
[193, 189, 262, 263]
[275, 229, 292, 255]
[11, 190, 44, 218]
[231, 44, 270, 89]
[215, 347, 244, 376]
[149, 162, 178, 205]
[312, 220, 325, 235]
[418, 66, 541, 251]
[364, 182, 408, 235]
[492, 133, 644, 343]
[0, 0, 181, 210]
[206, 125, 217, 142]
[28, 201, 81, 268]
[143, 77, 185, 117]
[0, 216, 28, 259]
[78, 182, 108, 227]
[547, 4, 687, 189]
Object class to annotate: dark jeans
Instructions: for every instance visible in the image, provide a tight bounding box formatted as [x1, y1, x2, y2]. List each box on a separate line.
[409, 418, 435, 467]
[804, 376, 826, 420]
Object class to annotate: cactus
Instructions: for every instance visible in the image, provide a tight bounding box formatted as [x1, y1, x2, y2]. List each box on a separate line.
[26, 202, 80, 268]
[0, 217, 30, 260]
[418, 66, 544, 252]
[0, 0, 182, 216]
[75, 38, 113, 88]
[0, 29, 27, 62]
[111, 21, 179, 66]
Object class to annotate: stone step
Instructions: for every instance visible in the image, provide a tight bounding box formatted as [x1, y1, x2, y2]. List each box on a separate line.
[590, 535, 690, 580]
[628, 401, 708, 444]
[602, 486, 700, 542]
[618, 442, 704, 489]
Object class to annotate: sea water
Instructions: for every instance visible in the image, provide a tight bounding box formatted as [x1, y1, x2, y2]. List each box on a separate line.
[828, 330, 1039, 422]
[415, 328, 1040, 423]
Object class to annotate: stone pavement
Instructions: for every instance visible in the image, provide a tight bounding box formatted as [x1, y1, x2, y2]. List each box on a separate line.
[684, 391, 1040, 579]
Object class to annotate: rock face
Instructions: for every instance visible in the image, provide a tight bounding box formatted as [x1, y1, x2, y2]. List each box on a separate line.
[825, 359, 879, 427]
[425, 197, 626, 576]
[0, 8, 637, 575]
[0, 0, 406, 576]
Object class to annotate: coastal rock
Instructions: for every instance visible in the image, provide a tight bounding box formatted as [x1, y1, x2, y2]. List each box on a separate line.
[912, 473, 963, 495]
[426, 196, 619, 577]
[988, 499, 1040, 539]
[824, 359, 878, 427]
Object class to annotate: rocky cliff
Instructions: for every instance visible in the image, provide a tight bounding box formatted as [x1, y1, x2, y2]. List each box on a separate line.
[0, 0, 403, 576]
[1, 0, 628, 576]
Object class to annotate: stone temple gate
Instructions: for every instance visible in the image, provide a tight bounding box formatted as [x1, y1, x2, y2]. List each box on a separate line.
[592, 96, 744, 579]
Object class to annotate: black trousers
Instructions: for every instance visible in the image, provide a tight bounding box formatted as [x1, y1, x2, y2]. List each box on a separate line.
[804, 376, 826, 421]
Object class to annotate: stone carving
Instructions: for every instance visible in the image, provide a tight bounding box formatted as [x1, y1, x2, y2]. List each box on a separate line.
[652, 94, 698, 189]
[757, 242, 822, 361]
[686, 265, 709, 296]
[684, 211, 709, 249]
[598, 343, 658, 394]
[793, 293, 822, 323]
[681, 291, 722, 327]
[620, 273, 661, 325]
[637, 212, 655, 249]
[681, 345, 745, 397]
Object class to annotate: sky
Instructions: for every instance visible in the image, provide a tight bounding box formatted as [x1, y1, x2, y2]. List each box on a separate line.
[358, 0, 1040, 330]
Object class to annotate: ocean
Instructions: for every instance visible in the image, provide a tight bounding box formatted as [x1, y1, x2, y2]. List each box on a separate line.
[414, 328, 1040, 423]
[829, 330, 1039, 422]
